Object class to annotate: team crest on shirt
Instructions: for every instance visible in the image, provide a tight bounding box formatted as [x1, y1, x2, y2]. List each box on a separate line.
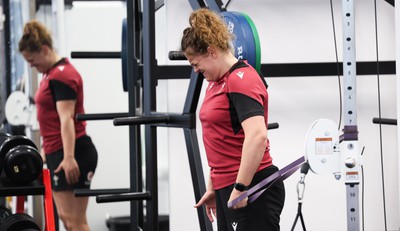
[53, 175, 59, 186]
[236, 71, 244, 79]
[85, 171, 94, 186]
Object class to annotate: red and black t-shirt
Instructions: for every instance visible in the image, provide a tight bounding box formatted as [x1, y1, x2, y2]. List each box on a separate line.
[199, 60, 272, 190]
[35, 58, 86, 154]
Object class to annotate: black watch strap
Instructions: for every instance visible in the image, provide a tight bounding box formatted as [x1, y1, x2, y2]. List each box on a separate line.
[233, 183, 249, 192]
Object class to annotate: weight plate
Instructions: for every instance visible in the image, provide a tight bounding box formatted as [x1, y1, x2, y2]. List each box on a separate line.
[0, 206, 12, 227]
[4, 145, 43, 184]
[0, 133, 11, 148]
[241, 13, 261, 72]
[121, 18, 128, 92]
[222, 11, 257, 69]
[0, 136, 37, 162]
[0, 213, 40, 231]
[5, 91, 32, 126]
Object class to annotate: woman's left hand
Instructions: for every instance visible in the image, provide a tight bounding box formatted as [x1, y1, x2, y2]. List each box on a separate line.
[228, 189, 248, 209]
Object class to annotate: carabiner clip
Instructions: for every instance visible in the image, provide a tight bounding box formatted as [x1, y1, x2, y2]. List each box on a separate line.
[296, 181, 305, 202]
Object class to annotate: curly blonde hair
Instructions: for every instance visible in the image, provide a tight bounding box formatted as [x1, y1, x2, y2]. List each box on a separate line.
[181, 8, 233, 55]
[19, 20, 53, 53]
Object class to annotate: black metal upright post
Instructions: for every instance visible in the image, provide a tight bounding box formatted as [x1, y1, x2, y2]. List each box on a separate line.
[0, 0, 7, 123]
[126, 0, 141, 230]
[182, 71, 214, 231]
[142, 0, 159, 230]
[3, 0, 10, 96]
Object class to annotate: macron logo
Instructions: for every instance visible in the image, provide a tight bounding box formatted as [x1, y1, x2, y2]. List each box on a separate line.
[231, 222, 238, 231]
[236, 71, 244, 79]
[58, 66, 65, 72]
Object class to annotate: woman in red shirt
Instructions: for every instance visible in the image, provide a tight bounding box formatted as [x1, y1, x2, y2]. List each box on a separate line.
[181, 8, 285, 231]
[19, 20, 97, 231]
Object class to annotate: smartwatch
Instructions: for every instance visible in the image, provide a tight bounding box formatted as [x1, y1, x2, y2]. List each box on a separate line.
[233, 183, 249, 192]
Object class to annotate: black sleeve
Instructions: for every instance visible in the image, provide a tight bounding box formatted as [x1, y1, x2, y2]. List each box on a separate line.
[49, 80, 77, 101]
[228, 92, 264, 123]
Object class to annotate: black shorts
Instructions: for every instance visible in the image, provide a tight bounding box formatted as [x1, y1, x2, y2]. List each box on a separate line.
[46, 135, 98, 191]
[215, 165, 285, 231]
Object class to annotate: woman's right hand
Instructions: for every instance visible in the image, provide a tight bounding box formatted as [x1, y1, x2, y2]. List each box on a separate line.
[194, 190, 217, 222]
[54, 155, 80, 185]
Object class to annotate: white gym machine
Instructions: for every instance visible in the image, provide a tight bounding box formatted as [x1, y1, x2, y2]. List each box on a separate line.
[304, 1, 361, 230]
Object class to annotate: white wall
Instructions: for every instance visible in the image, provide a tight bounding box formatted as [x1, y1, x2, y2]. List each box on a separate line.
[59, 0, 398, 231]
[397, 3, 400, 231]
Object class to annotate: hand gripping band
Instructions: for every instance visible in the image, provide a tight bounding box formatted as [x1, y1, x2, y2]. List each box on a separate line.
[228, 156, 305, 208]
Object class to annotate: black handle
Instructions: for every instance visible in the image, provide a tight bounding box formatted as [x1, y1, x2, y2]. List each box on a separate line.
[71, 51, 121, 59]
[168, 51, 187, 60]
[74, 188, 130, 197]
[96, 192, 151, 203]
[76, 113, 129, 121]
[372, 117, 397, 125]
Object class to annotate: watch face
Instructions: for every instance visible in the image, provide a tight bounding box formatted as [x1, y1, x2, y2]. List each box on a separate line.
[234, 183, 248, 192]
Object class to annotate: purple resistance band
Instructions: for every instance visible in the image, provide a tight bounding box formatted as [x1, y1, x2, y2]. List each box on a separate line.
[227, 156, 306, 208]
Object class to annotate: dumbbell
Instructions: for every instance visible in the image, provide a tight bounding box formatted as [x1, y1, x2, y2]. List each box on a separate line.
[0, 133, 43, 184]
[0, 133, 11, 149]
[0, 205, 40, 231]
